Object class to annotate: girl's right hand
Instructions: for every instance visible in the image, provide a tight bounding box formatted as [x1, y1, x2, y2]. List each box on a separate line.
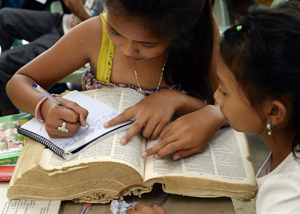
[41, 97, 89, 138]
[126, 203, 166, 214]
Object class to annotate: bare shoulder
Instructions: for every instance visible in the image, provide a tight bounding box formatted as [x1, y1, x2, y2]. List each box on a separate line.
[66, 16, 103, 52]
[55, 16, 103, 67]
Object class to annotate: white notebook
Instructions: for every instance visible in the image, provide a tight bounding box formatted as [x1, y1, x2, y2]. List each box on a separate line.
[18, 90, 132, 160]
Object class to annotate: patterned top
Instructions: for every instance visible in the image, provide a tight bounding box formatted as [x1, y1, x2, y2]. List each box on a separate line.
[82, 67, 183, 96]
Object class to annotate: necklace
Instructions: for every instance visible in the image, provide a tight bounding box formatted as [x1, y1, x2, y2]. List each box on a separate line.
[133, 58, 167, 93]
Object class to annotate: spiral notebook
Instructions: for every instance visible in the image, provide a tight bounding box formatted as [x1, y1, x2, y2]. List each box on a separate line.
[17, 90, 133, 160]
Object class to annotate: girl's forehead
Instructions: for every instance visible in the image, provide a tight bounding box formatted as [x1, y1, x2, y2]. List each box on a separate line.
[107, 11, 167, 44]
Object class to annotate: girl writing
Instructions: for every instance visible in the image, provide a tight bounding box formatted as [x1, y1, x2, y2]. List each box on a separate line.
[7, 0, 225, 159]
[128, 1, 300, 213]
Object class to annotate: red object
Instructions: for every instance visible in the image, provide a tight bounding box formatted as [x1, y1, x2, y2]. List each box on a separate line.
[0, 165, 15, 181]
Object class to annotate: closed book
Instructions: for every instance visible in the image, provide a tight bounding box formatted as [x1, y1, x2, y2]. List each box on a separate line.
[0, 113, 33, 165]
[0, 164, 15, 181]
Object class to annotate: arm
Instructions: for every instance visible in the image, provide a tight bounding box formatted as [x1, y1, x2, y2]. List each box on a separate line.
[142, 104, 225, 160]
[63, 0, 91, 21]
[6, 17, 102, 137]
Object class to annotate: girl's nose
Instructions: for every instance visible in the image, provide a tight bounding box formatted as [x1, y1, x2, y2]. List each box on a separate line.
[214, 90, 222, 106]
[121, 40, 139, 57]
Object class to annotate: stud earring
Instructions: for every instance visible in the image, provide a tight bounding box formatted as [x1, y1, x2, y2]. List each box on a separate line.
[267, 123, 274, 135]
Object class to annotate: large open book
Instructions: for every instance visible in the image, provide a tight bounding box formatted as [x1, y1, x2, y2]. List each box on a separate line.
[7, 88, 257, 203]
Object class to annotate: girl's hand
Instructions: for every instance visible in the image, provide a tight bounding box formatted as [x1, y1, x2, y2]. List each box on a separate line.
[104, 90, 182, 145]
[41, 97, 89, 138]
[141, 105, 225, 160]
[126, 203, 166, 214]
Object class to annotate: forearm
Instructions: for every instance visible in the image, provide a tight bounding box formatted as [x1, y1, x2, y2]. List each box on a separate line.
[173, 90, 206, 116]
[7, 74, 44, 116]
[63, 0, 90, 21]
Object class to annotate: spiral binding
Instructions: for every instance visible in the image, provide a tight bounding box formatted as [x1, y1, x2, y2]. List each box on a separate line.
[17, 127, 66, 158]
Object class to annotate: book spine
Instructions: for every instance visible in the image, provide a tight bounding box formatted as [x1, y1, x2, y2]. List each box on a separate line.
[0, 166, 15, 181]
[0, 174, 12, 181]
[0, 156, 18, 166]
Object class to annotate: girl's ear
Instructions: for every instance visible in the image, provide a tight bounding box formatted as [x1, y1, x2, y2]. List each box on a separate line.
[268, 100, 287, 126]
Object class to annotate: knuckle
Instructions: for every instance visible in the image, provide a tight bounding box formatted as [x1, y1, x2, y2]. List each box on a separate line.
[122, 108, 132, 116]
[168, 143, 179, 151]
[132, 121, 143, 130]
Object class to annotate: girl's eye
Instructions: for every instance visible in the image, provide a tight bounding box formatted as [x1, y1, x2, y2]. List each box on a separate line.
[218, 87, 227, 96]
[141, 43, 154, 49]
[110, 29, 120, 36]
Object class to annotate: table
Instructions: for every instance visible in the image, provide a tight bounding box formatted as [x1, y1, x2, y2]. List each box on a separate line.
[1, 182, 237, 214]
[62, 183, 236, 214]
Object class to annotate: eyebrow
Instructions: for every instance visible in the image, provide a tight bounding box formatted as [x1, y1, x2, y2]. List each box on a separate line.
[106, 22, 158, 45]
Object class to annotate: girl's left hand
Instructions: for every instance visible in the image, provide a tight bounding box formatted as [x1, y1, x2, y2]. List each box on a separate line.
[141, 105, 225, 160]
[104, 90, 182, 145]
[126, 203, 166, 214]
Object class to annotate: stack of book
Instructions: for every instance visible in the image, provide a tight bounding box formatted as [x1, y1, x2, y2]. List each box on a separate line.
[0, 113, 33, 181]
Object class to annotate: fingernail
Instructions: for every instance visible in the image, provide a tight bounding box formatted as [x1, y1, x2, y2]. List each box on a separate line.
[155, 154, 159, 159]
[157, 137, 161, 142]
[141, 151, 147, 158]
[120, 138, 127, 145]
[103, 122, 109, 128]
[174, 154, 180, 160]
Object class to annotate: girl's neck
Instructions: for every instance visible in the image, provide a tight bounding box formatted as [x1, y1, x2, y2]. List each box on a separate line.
[260, 133, 293, 171]
[112, 48, 171, 89]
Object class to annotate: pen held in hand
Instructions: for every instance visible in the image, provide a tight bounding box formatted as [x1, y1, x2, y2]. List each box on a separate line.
[32, 82, 89, 126]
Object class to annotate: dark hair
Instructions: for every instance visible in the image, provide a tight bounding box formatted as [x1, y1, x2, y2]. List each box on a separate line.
[103, 0, 216, 103]
[220, 1, 300, 157]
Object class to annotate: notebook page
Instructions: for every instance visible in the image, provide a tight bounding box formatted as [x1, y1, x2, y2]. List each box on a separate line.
[21, 90, 124, 152]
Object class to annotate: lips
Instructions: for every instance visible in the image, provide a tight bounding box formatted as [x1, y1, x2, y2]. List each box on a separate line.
[125, 55, 141, 61]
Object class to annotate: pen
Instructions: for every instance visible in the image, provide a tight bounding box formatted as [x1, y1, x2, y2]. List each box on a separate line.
[80, 203, 92, 214]
[151, 192, 169, 207]
[32, 82, 89, 126]
[32, 82, 69, 108]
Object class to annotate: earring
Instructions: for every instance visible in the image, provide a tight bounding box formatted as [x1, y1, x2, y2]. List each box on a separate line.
[267, 123, 274, 135]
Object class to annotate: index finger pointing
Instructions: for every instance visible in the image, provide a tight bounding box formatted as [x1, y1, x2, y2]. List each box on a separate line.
[104, 111, 133, 128]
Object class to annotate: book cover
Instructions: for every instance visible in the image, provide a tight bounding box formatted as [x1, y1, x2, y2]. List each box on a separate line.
[0, 113, 34, 165]
[0, 164, 15, 181]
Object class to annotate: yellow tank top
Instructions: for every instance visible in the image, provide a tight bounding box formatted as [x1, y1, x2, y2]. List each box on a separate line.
[97, 13, 115, 83]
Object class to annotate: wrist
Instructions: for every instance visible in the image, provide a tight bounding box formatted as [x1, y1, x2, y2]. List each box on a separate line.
[175, 93, 206, 116]
[205, 104, 227, 127]
[35, 96, 48, 123]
